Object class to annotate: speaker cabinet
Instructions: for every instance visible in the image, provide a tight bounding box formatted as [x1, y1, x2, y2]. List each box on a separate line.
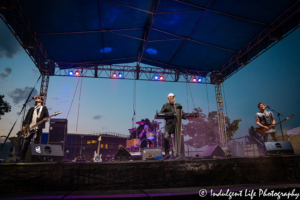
[115, 146, 132, 161]
[25, 144, 64, 162]
[201, 144, 225, 159]
[49, 119, 67, 150]
[142, 148, 162, 160]
[265, 141, 294, 154]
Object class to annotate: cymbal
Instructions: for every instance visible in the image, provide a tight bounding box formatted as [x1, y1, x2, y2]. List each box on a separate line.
[136, 121, 146, 125]
[152, 122, 162, 124]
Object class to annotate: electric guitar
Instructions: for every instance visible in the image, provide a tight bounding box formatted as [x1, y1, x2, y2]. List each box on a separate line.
[22, 111, 62, 138]
[256, 114, 293, 135]
[93, 136, 102, 162]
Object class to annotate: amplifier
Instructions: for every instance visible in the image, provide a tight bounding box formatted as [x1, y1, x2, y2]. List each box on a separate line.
[49, 119, 67, 151]
[25, 144, 64, 162]
[142, 148, 162, 160]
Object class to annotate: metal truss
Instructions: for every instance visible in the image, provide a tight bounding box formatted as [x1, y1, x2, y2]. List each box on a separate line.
[219, 0, 300, 80]
[54, 65, 210, 84]
[214, 83, 227, 147]
[40, 74, 49, 106]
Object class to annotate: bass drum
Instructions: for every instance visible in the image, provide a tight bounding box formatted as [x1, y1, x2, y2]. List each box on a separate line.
[139, 139, 154, 149]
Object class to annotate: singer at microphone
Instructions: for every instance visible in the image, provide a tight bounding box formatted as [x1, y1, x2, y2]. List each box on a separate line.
[255, 102, 278, 143]
[160, 93, 184, 160]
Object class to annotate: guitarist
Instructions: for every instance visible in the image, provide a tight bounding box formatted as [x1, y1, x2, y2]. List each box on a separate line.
[20, 95, 49, 160]
[255, 102, 278, 142]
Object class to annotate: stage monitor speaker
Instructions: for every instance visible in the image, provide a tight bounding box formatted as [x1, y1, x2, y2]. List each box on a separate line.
[201, 144, 225, 159]
[265, 141, 294, 155]
[25, 144, 64, 162]
[142, 148, 162, 160]
[115, 146, 132, 161]
[49, 119, 68, 149]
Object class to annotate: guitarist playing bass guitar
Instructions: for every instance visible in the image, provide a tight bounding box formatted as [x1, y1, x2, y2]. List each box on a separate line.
[20, 95, 49, 160]
[255, 102, 278, 142]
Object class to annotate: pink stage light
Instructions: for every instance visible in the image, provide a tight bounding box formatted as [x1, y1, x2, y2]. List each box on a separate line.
[112, 73, 117, 77]
[159, 76, 164, 80]
[75, 71, 80, 76]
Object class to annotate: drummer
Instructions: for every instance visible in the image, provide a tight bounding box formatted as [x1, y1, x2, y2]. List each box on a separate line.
[139, 125, 151, 140]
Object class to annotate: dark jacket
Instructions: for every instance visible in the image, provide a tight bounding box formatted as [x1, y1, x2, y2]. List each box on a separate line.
[22, 106, 49, 129]
[160, 102, 184, 133]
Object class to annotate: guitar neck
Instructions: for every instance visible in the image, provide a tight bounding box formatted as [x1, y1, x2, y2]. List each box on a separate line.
[97, 141, 101, 155]
[31, 114, 54, 128]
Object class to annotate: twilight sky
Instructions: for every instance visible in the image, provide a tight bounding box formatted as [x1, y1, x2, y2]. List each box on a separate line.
[1, 19, 300, 142]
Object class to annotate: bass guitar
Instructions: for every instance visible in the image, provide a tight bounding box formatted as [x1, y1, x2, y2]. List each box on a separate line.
[22, 111, 62, 138]
[93, 136, 102, 162]
[256, 114, 293, 135]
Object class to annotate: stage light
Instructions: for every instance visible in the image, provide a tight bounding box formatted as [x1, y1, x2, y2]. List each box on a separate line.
[69, 71, 73, 75]
[159, 76, 164, 80]
[75, 71, 80, 76]
[118, 73, 122, 78]
[112, 73, 117, 77]
[154, 75, 159, 80]
[193, 78, 197, 82]
[198, 78, 202, 82]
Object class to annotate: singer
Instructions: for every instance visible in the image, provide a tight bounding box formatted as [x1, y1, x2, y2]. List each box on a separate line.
[255, 102, 278, 142]
[160, 93, 183, 160]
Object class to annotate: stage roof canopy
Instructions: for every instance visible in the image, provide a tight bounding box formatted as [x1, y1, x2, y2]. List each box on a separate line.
[1, 0, 300, 80]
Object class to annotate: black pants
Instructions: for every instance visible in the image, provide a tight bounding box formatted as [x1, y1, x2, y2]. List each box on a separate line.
[21, 129, 42, 158]
[164, 130, 174, 156]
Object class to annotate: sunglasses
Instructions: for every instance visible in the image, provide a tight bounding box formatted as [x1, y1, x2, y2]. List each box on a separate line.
[35, 97, 42, 99]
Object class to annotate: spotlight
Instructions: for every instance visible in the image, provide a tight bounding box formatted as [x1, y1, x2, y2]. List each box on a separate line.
[118, 73, 122, 78]
[69, 71, 73, 76]
[159, 76, 164, 80]
[112, 73, 117, 77]
[192, 78, 197, 82]
[75, 71, 80, 76]
[154, 75, 159, 80]
[198, 78, 202, 82]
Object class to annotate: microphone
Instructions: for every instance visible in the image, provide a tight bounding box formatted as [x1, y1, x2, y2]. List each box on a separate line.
[266, 106, 271, 108]
[172, 95, 175, 100]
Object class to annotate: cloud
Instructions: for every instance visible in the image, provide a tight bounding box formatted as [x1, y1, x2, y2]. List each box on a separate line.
[8, 87, 38, 105]
[30, 68, 39, 75]
[0, 67, 12, 79]
[0, 21, 22, 58]
[93, 115, 103, 120]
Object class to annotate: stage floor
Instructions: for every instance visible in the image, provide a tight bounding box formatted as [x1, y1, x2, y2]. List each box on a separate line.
[0, 155, 299, 195]
[1, 182, 300, 199]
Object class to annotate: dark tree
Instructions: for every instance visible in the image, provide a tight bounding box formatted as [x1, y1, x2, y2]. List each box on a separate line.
[0, 95, 11, 120]
[182, 107, 241, 148]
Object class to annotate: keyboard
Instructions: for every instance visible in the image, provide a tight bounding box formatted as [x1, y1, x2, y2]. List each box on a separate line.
[154, 112, 199, 119]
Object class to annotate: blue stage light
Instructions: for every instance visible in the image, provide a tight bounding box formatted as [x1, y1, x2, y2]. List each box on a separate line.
[118, 73, 122, 78]
[198, 78, 202, 82]
[69, 71, 73, 75]
[154, 75, 159, 80]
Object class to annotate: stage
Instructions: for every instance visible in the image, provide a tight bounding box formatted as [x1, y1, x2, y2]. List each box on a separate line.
[0, 155, 299, 196]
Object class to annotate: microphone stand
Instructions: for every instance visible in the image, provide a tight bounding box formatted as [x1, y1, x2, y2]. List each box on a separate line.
[267, 107, 285, 141]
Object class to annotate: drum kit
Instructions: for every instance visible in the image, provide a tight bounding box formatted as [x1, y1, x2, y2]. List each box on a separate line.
[126, 121, 163, 152]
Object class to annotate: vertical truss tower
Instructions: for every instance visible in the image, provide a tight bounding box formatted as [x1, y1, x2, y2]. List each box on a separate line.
[211, 72, 227, 147]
